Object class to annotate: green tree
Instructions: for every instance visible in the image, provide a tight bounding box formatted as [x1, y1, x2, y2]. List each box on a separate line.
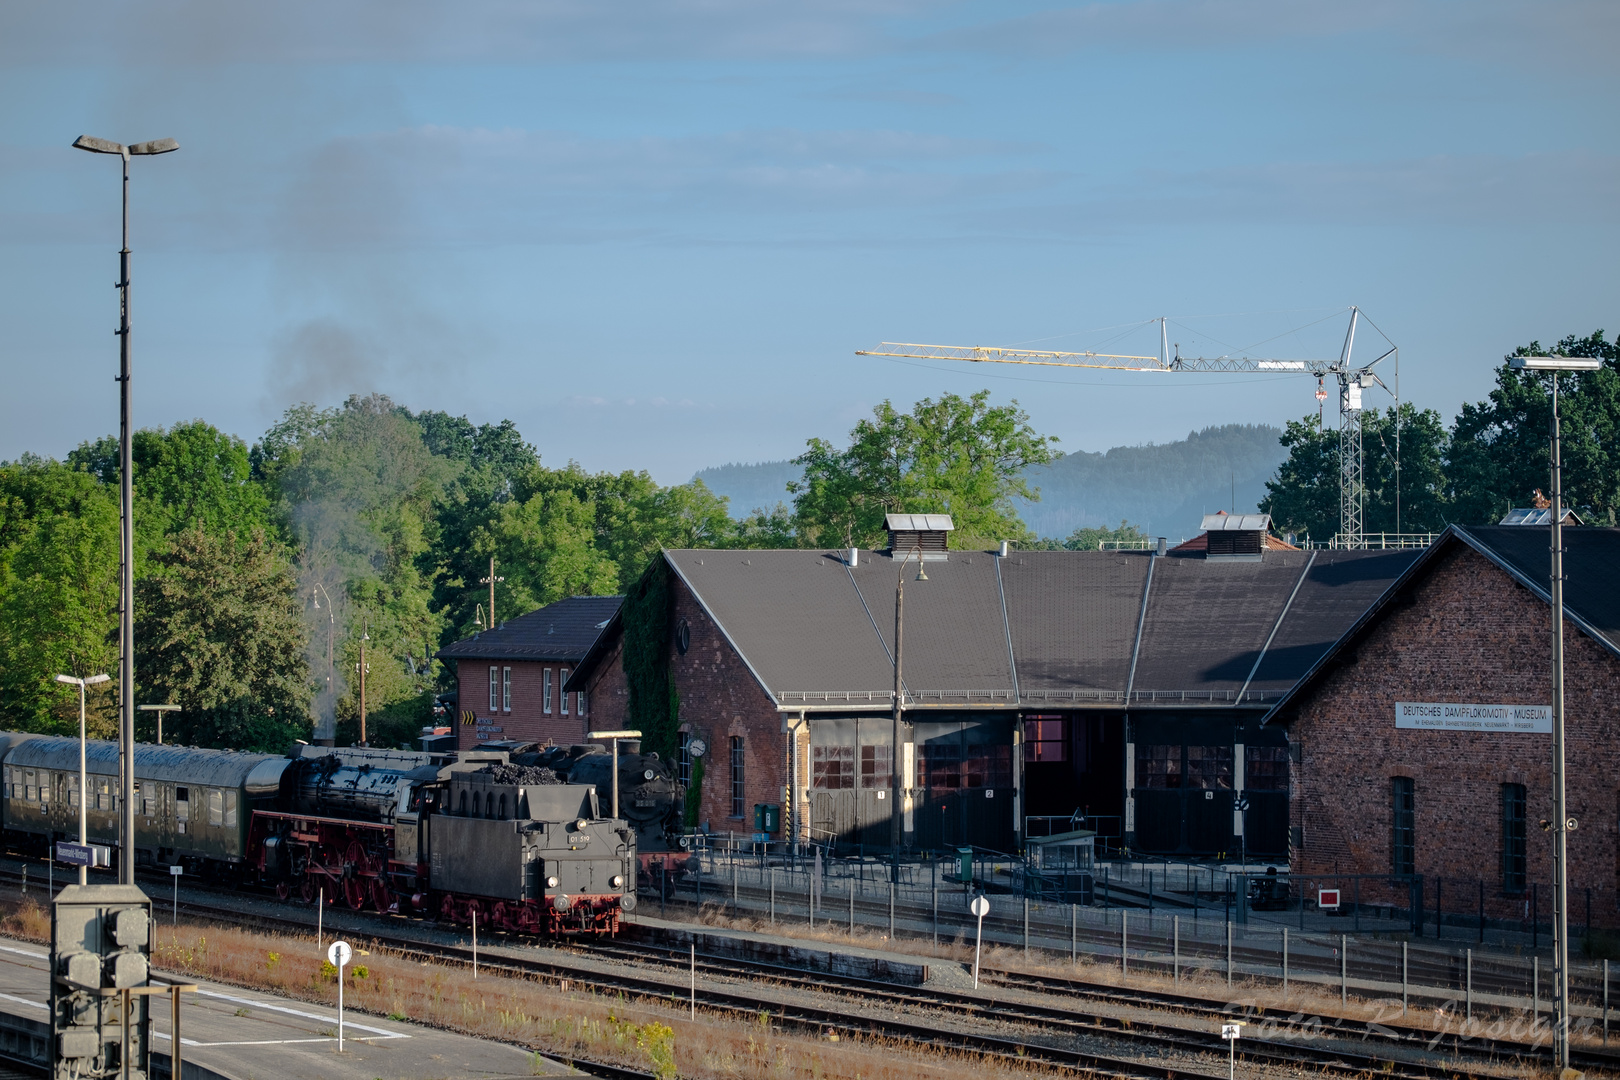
[1023, 520, 1150, 551]
[789, 390, 1058, 550]
[1261, 404, 1450, 540]
[0, 458, 121, 735]
[135, 524, 311, 751]
[1448, 332, 1620, 526]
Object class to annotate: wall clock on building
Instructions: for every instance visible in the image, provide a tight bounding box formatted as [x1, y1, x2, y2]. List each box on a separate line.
[689, 738, 707, 759]
[676, 618, 691, 654]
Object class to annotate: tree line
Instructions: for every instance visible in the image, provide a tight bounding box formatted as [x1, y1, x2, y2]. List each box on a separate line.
[3, 333, 1611, 753]
[0, 390, 1056, 751]
[1261, 332, 1620, 540]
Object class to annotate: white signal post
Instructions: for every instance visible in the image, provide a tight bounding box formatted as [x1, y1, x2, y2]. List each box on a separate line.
[1222, 1022, 1242, 1080]
[969, 894, 990, 989]
[170, 863, 183, 925]
[328, 940, 352, 1052]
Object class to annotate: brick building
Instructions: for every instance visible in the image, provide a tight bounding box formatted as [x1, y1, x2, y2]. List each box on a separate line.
[569, 515, 1414, 855]
[1262, 525, 1620, 926]
[435, 595, 621, 750]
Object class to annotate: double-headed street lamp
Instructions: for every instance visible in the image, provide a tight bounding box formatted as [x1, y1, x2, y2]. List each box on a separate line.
[1508, 352, 1600, 1074]
[73, 133, 179, 887]
[54, 673, 111, 885]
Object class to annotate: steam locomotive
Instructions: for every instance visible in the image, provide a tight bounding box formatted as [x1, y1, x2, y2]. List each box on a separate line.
[0, 734, 637, 935]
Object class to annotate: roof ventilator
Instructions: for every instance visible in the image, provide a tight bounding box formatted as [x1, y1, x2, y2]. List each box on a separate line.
[1202, 512, 1270, 562]
[885, 513, 953, 561]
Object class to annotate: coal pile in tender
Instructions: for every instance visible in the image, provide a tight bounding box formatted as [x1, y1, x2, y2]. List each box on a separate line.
[482, 763, 563, 785]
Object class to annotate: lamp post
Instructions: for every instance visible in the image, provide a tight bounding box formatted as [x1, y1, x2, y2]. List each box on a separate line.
[73, 132, 179, 887]
[1509, 352, 1600, 1073]
[54, 673, 111, 885]
[357, 618, 370, 747]
[137, 703, 179, 745]
[480, 556, 505, 630]
[586, 730, 643, 820]
[892, 545, 926, 880]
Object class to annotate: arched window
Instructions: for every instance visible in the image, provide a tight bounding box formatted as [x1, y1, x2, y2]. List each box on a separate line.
[498, 794, 507, 820]
[458, 790, 468, 816]
[485, 792, 495, 818]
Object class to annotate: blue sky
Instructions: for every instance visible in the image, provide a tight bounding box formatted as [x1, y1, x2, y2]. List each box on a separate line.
[2, 1, 1615, 483]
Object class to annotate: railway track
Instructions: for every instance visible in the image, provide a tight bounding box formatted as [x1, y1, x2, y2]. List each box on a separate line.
[5, 863, 1605, 1079]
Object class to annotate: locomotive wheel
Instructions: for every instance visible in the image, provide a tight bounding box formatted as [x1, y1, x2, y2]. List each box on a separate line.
[275, 881, 291, 902]
[344, 841, 371, 875]
[466, 898, 482, 927]
[370, 877, 392, 912]
[491, 902, 508, 930]
[299, 876, 317, 904]
[343, 875, 367, 910]
[439, 894, 457, 923]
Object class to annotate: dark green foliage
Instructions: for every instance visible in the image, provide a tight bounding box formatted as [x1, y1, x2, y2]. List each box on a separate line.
[684, 755, 704, 829]
[789, 390, 1058, 550]
[135, 524, 312, 752]
[621, 560, 677, 760]
[337, 689, 435, 750]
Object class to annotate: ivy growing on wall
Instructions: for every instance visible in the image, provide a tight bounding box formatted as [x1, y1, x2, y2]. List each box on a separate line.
[621, 556, 678, 760]
[683, 755, 704, 828]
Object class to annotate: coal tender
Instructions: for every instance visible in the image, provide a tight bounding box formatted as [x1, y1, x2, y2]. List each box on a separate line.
[423, 753, 637, 934]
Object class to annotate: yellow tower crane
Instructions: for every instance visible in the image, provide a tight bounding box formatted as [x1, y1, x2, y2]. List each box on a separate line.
[858, 307, 1397, 548]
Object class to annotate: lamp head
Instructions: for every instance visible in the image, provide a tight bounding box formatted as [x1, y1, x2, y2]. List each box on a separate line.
[72, 135, 123, 155]
[54, 674, 80, 686]
[85, 673, 111, 686]
[128, 138, 179, 156]
[916, 563, 928, 581]
[1509, 355, 1602, 372]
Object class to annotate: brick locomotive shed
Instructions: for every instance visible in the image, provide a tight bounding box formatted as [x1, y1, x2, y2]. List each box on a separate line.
[1263, 525, 1620, 928]
[569, 515, 1416, 859]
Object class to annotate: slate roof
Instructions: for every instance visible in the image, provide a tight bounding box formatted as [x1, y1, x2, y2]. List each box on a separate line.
[571, 545, 1420, 710]
[436, 595, 622, 663]
[1261, 525, 1620, 725]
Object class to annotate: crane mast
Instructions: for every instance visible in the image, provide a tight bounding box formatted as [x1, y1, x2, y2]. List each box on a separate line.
[857, 307, 1395, 548]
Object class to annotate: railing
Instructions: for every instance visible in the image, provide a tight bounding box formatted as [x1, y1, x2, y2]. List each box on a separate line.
[1098, 539, 1160, 550]
[649, 849, 1620, 1029]
[1295, 532, 1440, 550]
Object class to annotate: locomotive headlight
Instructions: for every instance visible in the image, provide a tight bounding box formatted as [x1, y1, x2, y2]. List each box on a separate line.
[546, 875, 559, 889]
[573, 818, 589, 831]
[610, 874, 624, 889]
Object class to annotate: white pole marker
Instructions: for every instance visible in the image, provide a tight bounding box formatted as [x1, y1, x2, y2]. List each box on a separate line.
[328, 940, 352, 1052]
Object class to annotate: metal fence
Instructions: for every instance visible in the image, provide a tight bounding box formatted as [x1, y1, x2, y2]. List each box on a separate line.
[650, 842, 1620, 1029]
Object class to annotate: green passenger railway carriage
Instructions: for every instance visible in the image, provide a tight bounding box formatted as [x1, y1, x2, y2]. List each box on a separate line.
[0, 733, 644, 937]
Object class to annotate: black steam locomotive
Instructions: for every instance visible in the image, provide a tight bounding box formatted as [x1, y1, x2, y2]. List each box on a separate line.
[0, 734, 637, 935]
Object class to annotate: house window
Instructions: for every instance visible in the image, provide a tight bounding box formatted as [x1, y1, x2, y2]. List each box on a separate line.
[730, 736, 745, 818]
[1502, 783, 1527, 894]
[543, 669, 553, 714]
[577, 689, 588, 717]
[560, 669, 571, 715]
[1245, 746, 1290, 792]
[678, 732, 692, 786]
[1135, 745, 1181, 789]
[502, 667, 512, 712]
[812, 745, 854, 790]
[1391, 777, 1415, 876]
[1186, 745, 1233, 789]
[488, 666, 499, 712]
[858, 745, 892, 789]
[1023, 717, 1067, 762]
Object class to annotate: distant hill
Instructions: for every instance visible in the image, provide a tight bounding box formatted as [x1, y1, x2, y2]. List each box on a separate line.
[693, 423, 1287, 543]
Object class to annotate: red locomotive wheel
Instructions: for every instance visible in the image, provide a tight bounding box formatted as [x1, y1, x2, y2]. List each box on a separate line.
[344, 841, 370, 874]
[491, 902, 508, 929]
[370, 877, 392, 912]
[299, 876, 317, 904]
[275, 881, 291, 902]
[343, 875, 367, 910]
[439, 894, 457, 923]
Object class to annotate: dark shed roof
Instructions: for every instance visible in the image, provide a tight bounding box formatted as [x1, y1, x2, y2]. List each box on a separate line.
[1261, 525, 1620, 725]
[573, 545, 1418, 710]
[436, 595, 622, 663]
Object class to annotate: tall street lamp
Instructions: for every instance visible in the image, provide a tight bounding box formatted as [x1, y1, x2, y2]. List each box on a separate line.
[73, 133, 179, 887]
[1509, 352, 1600, 1074]
[54, 673, 111, 885]
[138, 703, 179, 745]
[891, 545, 926, 880]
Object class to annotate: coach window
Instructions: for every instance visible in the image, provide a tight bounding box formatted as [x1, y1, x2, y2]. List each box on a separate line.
[176, 787, 190, 823]
[140, 783, 154, 818]
[68, 774, 79, 808]
[24, 770, 36, 803]
[502, 667, 512, 712]
[1391, 777, 1415, 876]
[1501, 783, 1527, 894]
[489, 667, 499, 712]
[208, 789, 224, 827]
[39, 773, 50, 806]
[225, 790, 238, 827]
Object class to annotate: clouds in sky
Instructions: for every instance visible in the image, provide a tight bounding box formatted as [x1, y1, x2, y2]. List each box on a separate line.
[1, 0, 1616, 480]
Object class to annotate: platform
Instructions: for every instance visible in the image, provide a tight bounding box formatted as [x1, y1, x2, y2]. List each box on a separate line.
[0, 941, 581, 1079]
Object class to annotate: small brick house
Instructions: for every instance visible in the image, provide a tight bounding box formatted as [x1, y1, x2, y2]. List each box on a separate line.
[435, 596, 621, 750]
[1262, 525, 1620, 926]
[568, 515, 1416, 855]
